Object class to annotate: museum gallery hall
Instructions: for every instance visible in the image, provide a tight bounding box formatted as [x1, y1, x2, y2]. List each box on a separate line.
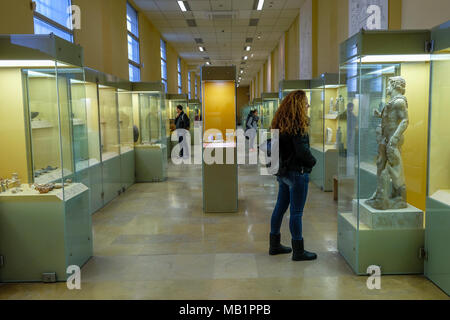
[0, 0, 449, 301]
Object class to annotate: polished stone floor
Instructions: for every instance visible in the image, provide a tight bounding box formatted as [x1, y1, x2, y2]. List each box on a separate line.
[0, 160, 448, 299]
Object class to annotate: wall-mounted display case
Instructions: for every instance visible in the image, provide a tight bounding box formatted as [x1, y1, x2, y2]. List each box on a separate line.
[201, 66, 238, 213]
[310, 73, 343, 192]
[425, 21, 450, 295]
[337, 29, 431, 275]
[0, 34, 92, 282]
[261, 93, 279, 130]
[132, 82, 167, 182]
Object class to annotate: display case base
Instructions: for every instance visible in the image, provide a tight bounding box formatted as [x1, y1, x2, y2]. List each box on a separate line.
[203, 145, 238, 213]
[310, 145, 338, 192]
[338, 211, 424, 275]
[135, 144, 167, 182]
[425, 197, 450, 295]
[88, 162, 103, 214]
[353, 199, 424, 229]
[121, 149, 135, 190]
[0, 188, 92, 282]
[102, 155, 122, 205]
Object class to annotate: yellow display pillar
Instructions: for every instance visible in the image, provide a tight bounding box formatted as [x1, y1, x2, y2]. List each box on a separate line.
[201, 66, 238, 213]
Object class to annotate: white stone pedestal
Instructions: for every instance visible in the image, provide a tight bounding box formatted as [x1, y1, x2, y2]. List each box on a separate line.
[352, 199, 423, 230]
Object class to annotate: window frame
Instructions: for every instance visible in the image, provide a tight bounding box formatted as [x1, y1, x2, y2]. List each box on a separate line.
[127, 2, 141, 82]
[161, 38, 168, 93]
[188, 72, 191, 99]
[33, 0, 74, 42]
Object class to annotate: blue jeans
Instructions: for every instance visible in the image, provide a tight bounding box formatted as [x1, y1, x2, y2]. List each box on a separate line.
[270, 171, 309, 241]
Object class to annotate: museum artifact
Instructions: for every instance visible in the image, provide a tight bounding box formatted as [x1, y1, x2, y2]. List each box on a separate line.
[366, 76, 409, 210]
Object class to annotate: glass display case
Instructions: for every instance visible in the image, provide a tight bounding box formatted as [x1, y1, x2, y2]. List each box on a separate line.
[279, 79, 311, 100]
[337, 29, 431, 275]
[425, 21, 450, 295]
[132, 82, 168, 182]
[188, 99, 201, 145]
[166, 93, 188, 157]
[309, 73, 343, 192]
[201, 66, 238, 213]
[261, 93, 279, 130]
[0, 34, 92, 282]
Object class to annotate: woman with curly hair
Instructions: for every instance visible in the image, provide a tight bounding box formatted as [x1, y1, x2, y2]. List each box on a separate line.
[269, 90, 317, 261]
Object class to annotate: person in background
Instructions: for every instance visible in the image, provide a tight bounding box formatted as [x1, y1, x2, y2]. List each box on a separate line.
[245, 109, 259, 152]
[174, 105, 190, 159]
[269, 90, 317, 261]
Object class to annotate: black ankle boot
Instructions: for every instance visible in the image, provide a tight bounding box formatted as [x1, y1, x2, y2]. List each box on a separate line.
[269, 233, 292, 255]
[292, 239, 317, 261]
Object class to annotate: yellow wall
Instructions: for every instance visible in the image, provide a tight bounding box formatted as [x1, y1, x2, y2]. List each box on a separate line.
[138, 11, 162, 82]
[203, 81, 236, 136]
[236, 86, 250, 122]
[401, 62, 430, 211]
[73, 0, 128, 79]
[0, 0, 33, 34]
[401, 0, 450, 29]
[0, 69, 29, 181]
[428, 59, 450, 196]
[285, 15, 299, 80]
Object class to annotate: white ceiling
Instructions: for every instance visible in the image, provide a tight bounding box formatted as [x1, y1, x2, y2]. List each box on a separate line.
[134, 0, 303, 86]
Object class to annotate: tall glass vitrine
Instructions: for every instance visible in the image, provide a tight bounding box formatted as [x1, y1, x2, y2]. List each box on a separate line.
[132, 82, 167, 182]
[425, 20, 450, 295]
[0, 34, 92, 282]
[337, 29, 431, 275]
[309, 74, 343, 192]
[261, 93, 279, 130]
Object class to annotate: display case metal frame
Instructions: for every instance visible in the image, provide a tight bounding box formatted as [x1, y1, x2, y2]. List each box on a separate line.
[260, 92, 279, 130]
[337, 29, 432, 275]
[278, 79, 311, 99]
[0, 34, 92, 282]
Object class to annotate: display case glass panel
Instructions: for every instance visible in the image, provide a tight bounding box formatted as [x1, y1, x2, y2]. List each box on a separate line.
[0, 35, 91, 197]
[337, 30, 431, 274]
[137, 91, 166, 146]
[98, 85, 120, 161]
[261, 93, 278, 130]
[166, 94, 188, 133]
[118, 88, 134, 154]
[425, 21, 450, 295]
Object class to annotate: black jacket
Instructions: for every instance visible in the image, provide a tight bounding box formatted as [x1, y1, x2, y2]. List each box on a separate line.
[175, 111, 190, 130]
[278, 132, 316, 175]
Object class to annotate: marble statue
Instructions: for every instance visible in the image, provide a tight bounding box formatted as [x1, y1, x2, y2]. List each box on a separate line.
[366, 76, 409, 210]
[326, 127, 333, 144]
[329, 98, 335, 113]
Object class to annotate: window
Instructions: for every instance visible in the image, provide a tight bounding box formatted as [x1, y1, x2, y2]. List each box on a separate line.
[177, 58, 182, 94]
[127, 3, 140, 82]
[161, 39, 168, 93]
[33, 0, 73, 42]
[188, 72, 192, 99]
[194, 76, 198, 98]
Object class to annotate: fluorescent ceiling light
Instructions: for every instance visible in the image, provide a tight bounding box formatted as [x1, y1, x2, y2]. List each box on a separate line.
[324, 84, 345, 89]
[257, 0, 264, 10]
[245, 46, 251, 51]
[360, 54, 431, 63]
[199, 46, 205, 52]
[177, 1, 187, 12]
[27, 70, 55, 78]
[0, 60, 70, 67]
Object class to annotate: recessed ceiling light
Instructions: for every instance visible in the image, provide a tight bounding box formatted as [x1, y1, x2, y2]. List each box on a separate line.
[240, 70, 244, 74]
[251, 53, 254, 58]
[257, 0, 264, 11]
[177, 1, 186, 11]
[199, 46, 205, 52]
[244, 46, 251, 51]
[243, 56, 248, 60]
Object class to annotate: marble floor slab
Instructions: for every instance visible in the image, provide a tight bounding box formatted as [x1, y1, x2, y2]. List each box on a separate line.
[0, 158, 448, 300]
